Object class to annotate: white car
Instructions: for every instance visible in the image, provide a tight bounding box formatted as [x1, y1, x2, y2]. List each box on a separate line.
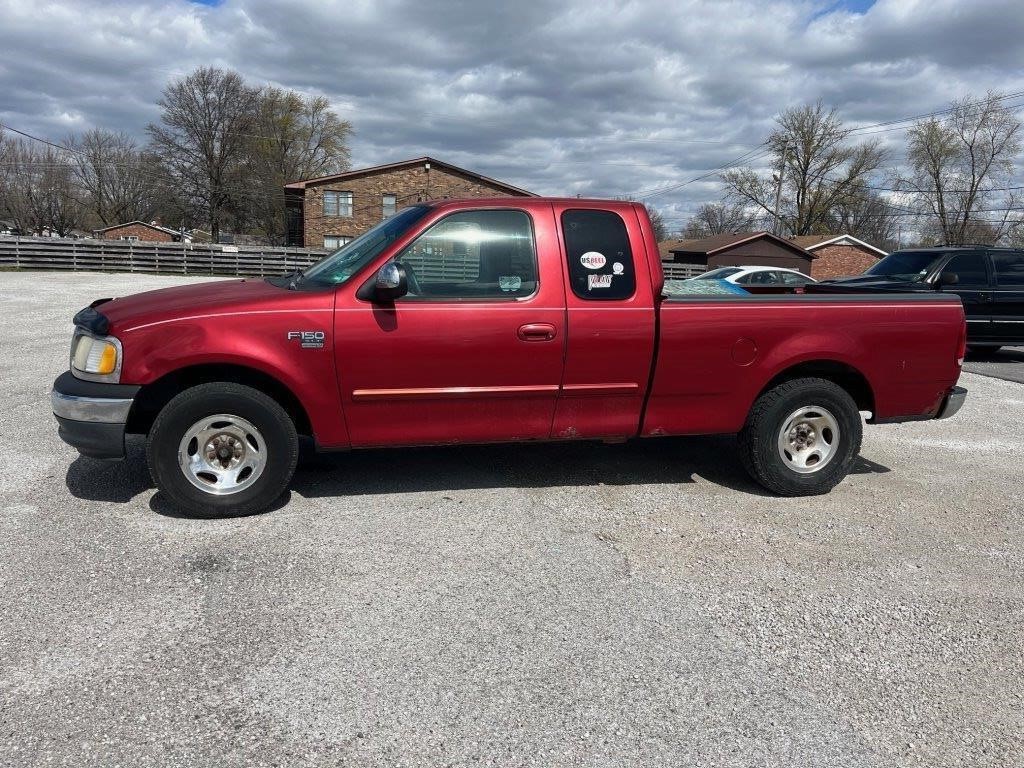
[691, 265, 817, 288]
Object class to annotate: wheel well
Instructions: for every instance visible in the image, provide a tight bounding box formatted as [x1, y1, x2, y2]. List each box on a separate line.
[126, 364, 313, 437]
[760, 360, 875, 415]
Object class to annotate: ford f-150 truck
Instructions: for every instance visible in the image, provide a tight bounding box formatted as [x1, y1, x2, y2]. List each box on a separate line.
[51, 198, 968, 517]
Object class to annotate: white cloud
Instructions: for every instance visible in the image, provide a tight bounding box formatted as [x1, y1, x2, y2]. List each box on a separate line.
[0, 0, 1022, 230]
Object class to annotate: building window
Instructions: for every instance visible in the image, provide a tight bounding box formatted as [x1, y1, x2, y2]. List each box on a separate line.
[323, 191, 353, 217]
[324, 235, 352, 250]
[382, 193, 397, 219]
[120, 235, 140, 242]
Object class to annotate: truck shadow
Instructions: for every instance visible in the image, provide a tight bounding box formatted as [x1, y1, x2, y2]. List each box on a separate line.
[64, 434, 891, 512]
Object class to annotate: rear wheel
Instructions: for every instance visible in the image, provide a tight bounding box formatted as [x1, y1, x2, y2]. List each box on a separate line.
[739, 377, 862, 496]
[147, 382, 298, 518]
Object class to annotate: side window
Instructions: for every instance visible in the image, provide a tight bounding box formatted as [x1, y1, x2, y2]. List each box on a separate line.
[562, 209, 636, 300]
[943, 253, 989, 287]
[991, 251, 1024, 287]
[395, 209, 537, 299]
[781, 271, 806, 285]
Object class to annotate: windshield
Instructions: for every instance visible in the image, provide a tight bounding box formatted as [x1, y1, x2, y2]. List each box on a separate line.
[693, 267, 742, 280]
[865, 251, 945, 281]
[300, 205, 432, 286]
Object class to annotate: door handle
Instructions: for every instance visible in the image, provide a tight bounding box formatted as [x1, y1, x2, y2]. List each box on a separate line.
[517, 323, 557, 341]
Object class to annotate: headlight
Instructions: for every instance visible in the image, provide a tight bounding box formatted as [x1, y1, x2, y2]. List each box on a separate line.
[70, 329, 122, 382]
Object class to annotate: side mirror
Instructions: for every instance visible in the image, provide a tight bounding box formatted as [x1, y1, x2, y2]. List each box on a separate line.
[371, 261, 408, 301]
[937, 271, 959, 289]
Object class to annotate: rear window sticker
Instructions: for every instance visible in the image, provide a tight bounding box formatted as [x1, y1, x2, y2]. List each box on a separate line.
[580, 251, 606, 270]
[588, 274, 613, 290]
[612, 261, 624, 275]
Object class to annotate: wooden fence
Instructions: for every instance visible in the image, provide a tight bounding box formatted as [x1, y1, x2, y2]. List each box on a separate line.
[0, 235, 706, 282]
[661, 262, 705, 279]
[0, 236, 328, 278]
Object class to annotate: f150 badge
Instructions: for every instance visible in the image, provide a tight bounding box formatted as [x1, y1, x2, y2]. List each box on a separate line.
[287, 330, 326, 349]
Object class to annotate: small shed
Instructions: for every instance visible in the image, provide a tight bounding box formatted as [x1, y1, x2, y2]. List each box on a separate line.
[94, 221, 185, 243]
[661, 232, 815, 274]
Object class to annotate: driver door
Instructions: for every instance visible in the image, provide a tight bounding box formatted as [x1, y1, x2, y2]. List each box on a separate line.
[333, 206, 567, 447]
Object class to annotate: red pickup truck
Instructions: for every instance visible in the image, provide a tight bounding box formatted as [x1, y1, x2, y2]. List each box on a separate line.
[52, 198, 967, 517]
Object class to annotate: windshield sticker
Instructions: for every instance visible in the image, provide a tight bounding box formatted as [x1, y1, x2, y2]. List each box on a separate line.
[588, 274, 613, 290]
[498, 275, 522, 292]
[612, 261, 625, 275]
[580, 251, 606, 270]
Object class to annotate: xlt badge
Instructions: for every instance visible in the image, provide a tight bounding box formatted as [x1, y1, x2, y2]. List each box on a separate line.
[287, 330, 326, 349]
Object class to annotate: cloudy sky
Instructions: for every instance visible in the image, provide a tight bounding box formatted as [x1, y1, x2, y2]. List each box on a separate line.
[2, 0, 1023, 230]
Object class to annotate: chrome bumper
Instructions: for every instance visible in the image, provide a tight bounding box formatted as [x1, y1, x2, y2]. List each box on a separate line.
[51, 371, 140, 460]
[935, 386, 967, 420]
[51, 390, 134, 423]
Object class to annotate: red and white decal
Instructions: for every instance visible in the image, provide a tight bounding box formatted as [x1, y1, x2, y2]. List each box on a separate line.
[580, 251, 606, 270]
[588, 274, 613, 290]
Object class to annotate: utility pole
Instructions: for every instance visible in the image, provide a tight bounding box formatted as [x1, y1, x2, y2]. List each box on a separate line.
[772, 144, 789, 236]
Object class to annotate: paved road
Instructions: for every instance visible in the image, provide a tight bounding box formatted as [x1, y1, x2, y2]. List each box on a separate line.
[2, 272, 1022, 768]
[964, 346, 1024, 384]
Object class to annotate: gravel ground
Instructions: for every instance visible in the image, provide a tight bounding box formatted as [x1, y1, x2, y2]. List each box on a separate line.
[1, 271, 1022, 768]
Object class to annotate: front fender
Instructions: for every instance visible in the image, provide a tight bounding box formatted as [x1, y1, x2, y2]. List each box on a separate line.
[118, 314, 349, 447]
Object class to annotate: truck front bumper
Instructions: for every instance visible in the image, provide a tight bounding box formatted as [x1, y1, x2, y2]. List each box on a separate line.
[934, 385, 968, 420]
[51, 371, 140, 460]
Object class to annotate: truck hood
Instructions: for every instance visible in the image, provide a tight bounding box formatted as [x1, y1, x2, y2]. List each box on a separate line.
[96, 278, 334, 334]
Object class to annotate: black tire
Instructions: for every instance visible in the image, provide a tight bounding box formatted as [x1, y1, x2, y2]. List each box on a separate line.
[738, 377, 862, 497]
[146, 382, 299, 518]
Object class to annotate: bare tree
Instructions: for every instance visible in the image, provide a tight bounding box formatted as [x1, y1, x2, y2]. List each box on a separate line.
[0, 137, 80, 236]
[645, 206, 669, 241]
[897, 91, 1022, 246]
[147, 67, 259, 242]
[824, 184, 900, 252]
[241, 87, 353, 243]
[683, 202, 758, 238]
[67, 129, 159, 228]
[722, 102, 886, 236]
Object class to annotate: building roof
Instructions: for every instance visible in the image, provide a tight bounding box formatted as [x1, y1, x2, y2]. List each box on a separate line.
[662, 231, 815, 258]
[93, 220, 180, 237]
[284, 156, 536, 197]
[789, 234, 888, 257]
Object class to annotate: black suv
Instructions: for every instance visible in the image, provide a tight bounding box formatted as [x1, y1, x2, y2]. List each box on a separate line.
[808, 246, 1024, 351]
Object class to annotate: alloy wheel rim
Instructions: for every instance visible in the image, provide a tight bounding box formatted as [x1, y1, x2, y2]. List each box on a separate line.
[177, 414, 267, 496]
[776, 405, 840, 474]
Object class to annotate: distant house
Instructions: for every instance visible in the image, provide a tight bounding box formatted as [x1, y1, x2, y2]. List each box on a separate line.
[284, 156, 536, 248]
[94, 221, 187, 243]
[789, 234, 888, 279]
[661, 232, 816, 274]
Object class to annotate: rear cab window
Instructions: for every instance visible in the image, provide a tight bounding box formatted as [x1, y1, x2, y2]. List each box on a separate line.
[561, 209, 636, 300]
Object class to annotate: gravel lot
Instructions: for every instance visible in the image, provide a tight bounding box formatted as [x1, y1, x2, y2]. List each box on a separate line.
[1, 271, 1022, 768]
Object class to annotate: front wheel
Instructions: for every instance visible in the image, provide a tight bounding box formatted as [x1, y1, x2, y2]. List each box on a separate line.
[147, 382, 299, 518]
[739, 377, 863, 496]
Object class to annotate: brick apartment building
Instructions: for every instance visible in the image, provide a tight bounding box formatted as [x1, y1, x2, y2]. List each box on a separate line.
[284, 157, 535, 248]
[789, 234, 888, 279]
